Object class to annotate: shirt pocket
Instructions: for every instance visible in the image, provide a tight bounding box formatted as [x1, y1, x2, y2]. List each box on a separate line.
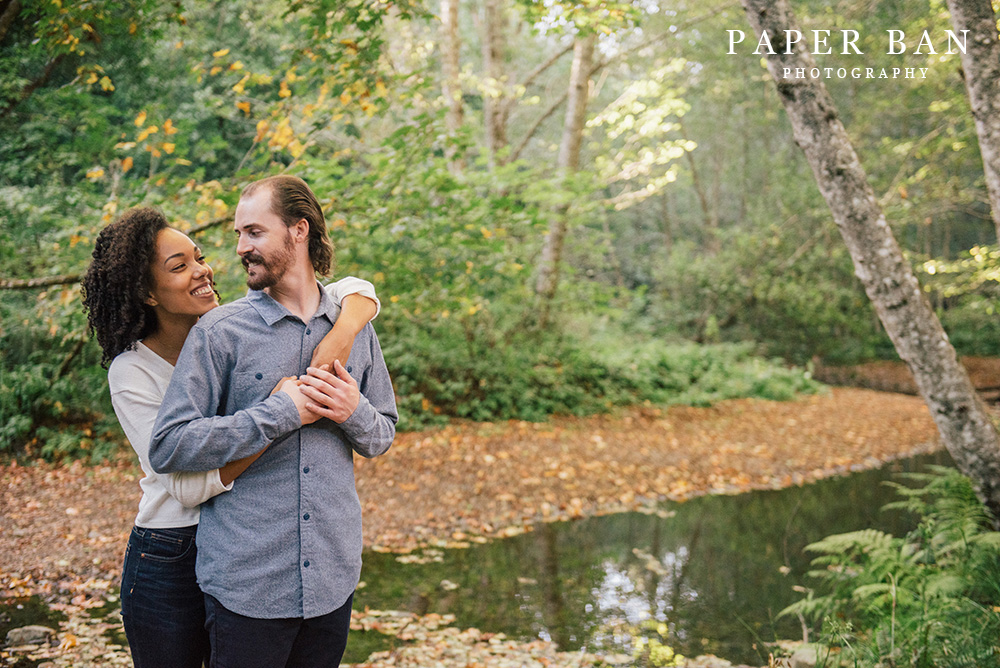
[231, 369, 290, 405]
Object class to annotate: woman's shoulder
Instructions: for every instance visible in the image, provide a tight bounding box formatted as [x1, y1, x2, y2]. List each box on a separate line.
[108, 344, 172, 394]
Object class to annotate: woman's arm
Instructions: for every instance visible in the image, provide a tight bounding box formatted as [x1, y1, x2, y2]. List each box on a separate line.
[311, 277, 380, 368]
[111, 383, 237, 508]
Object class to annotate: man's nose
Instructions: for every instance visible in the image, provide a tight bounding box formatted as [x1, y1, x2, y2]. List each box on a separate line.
[236, 234, 250, 257]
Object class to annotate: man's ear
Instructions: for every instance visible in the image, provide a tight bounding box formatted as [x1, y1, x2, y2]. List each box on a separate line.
[292, 218, 310, 244]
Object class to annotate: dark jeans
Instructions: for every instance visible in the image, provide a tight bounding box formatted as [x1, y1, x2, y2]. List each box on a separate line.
[204, 592, 354, 668]
[120, 525, 209, 668]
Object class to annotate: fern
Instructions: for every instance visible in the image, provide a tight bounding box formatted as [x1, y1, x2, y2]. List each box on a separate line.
[782, 467, 1000, 668]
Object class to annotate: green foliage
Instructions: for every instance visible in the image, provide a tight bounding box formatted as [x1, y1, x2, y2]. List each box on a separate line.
[783, 467, 1000, 668]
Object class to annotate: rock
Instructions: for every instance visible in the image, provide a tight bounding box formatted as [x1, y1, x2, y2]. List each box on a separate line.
[5, 624, 56, 646]
[789, 645, 819, 668]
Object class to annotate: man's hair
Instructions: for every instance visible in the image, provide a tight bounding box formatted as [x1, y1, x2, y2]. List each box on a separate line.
[241, 175, 334, 276]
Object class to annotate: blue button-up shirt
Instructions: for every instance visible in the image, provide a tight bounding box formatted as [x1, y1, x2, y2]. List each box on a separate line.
[148, 284, 397, 619]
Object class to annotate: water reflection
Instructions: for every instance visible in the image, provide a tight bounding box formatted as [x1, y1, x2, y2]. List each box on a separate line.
[355, 451, 952, 665]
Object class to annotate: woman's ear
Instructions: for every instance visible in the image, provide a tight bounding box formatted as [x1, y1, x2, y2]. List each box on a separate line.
[146, 293, 158, 307]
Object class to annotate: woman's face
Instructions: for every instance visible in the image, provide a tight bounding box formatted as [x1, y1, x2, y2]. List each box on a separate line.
[147, 228, 219, 318]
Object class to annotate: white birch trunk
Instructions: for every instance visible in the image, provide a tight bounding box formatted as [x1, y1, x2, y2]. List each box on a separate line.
[742, 0, 1000, 520]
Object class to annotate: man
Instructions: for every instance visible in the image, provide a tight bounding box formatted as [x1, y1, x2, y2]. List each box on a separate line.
[149, 175, 397, 668]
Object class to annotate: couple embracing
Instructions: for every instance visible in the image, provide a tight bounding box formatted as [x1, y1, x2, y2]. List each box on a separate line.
[82, 175, 397, 668]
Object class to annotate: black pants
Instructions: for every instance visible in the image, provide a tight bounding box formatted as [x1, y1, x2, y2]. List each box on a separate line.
[203, 592, 353, 668]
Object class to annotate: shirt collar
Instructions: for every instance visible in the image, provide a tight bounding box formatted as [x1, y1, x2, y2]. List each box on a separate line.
[246, 281, 338, 327]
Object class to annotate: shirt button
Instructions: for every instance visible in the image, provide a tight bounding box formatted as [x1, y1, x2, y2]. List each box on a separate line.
[303, 467, 310, 474]
[255, 373, 262, 380]
[303, 513, 310, 521]
[303, 560, 310, 568]
[347, 365, 353, 373]
[306, 329, 312, 335]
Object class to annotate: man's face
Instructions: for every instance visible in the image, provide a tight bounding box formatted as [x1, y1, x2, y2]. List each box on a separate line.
[234, 188, 296, 291]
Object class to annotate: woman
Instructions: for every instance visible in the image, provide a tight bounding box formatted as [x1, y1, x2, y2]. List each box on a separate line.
[81, 207, 379, 668]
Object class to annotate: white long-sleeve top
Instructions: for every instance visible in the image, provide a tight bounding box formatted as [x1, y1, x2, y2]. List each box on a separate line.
[109, 277, 379, 528]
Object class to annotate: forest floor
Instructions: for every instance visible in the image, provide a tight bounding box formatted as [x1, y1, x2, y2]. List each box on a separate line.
[0, 386, 944, 667]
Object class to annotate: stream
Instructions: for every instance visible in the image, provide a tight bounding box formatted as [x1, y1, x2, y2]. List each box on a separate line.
[349, 450, 953, 665]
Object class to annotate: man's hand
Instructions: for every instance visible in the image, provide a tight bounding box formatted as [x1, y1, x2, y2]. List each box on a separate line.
[279, 378, 323, 426]
[297, 360, 360, 424]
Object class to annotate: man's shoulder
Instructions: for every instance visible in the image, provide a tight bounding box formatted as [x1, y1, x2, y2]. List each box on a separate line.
[193, 297, 256, 332]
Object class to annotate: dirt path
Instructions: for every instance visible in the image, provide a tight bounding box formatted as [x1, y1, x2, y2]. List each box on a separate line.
[0, 387, 941, 667]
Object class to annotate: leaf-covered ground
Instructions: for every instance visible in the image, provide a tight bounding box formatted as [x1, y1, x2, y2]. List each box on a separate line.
[1, 388, 941, 667]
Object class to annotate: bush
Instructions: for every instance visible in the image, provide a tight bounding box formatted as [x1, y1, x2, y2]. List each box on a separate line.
[783, 467, 1000, 668]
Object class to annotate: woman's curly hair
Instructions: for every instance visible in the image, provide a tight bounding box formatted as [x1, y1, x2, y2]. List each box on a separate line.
[81, 208, 169, 367]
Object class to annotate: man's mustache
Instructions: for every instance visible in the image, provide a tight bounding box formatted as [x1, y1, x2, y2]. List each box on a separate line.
[241, 253, 267, 272]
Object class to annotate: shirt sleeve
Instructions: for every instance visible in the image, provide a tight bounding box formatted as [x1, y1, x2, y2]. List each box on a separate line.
[324, 276, 381, 320]
[148, 324, 302, 474]
[337, 324, 398, 458]
[110, 385, 233, 509]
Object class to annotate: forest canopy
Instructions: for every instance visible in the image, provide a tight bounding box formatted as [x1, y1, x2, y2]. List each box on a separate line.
[1, 0, 998, 460]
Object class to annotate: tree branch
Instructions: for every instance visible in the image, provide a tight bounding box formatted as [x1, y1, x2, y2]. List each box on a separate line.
[0, 274, 82, 290]
[0, 53, 65, 120]
[0, 0, 22, 44]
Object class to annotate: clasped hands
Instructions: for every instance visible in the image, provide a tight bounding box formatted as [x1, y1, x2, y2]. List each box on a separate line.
[274, 360, 360, 425]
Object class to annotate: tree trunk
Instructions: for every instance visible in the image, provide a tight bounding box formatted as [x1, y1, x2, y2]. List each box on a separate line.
[480, 0, 508, 167]
[439, 0, 463, 171]
[741, 0, 1000, 521]
[536, 33, 595, 327]
[0, 0, 22, 44]
[945, 0, 1000, 242]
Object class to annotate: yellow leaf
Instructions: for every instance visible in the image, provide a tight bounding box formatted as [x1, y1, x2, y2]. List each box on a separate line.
[373, 272, 385, 282]
[236, 101, 251, 115]
[137, 126, 158, 142]
[254, 120, 269, 143]
[162, 142, 175, 154]
[330, 218, 346, 228]
[85, 167, 105, 181]
[174, 158, 193, 166]
[229, 60, 244, 71]
[175, 41, 184, 49]
[134, 111, 147, 127]
[210, 66, 222, 76]
[151, 147, 162, 158]
[213, 48, 230, 58]
[279, 81, 291, 98]
[121, 156, 134, 173]
[129, 22, 137, 34]
[99, 76, 114, 91]
[233, 74, 249, 94]
[85, 72, 98, 85]
[70, 234, 82, 247]
[390, 295, 400, 303]
[340, 91, 351, 106]
[480, 227, 493, 239]
[115, 141, 136, 150]
[375, 81, 388, 97]
[163, 119, 178, 135]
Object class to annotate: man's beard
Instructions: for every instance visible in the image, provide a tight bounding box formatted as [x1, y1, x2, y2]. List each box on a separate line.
[242, 231, 296, 290]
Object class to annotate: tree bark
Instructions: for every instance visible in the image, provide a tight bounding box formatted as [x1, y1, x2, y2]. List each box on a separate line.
[741, 0, 1000, 521]
[439, 0, 463, 171]
[0, 274, 82, 290]
[535, 33, 595, 327]
[945, 0, 1000, 242]
[0, 0, 22, 44]
[480, 0, 508, 166]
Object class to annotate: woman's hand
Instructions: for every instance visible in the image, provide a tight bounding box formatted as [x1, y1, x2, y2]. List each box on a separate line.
[310, 330, 353, 370]
[280, 377, 325, 425]
[297, 361, 360, 424]
[271, 376, 299, 396]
